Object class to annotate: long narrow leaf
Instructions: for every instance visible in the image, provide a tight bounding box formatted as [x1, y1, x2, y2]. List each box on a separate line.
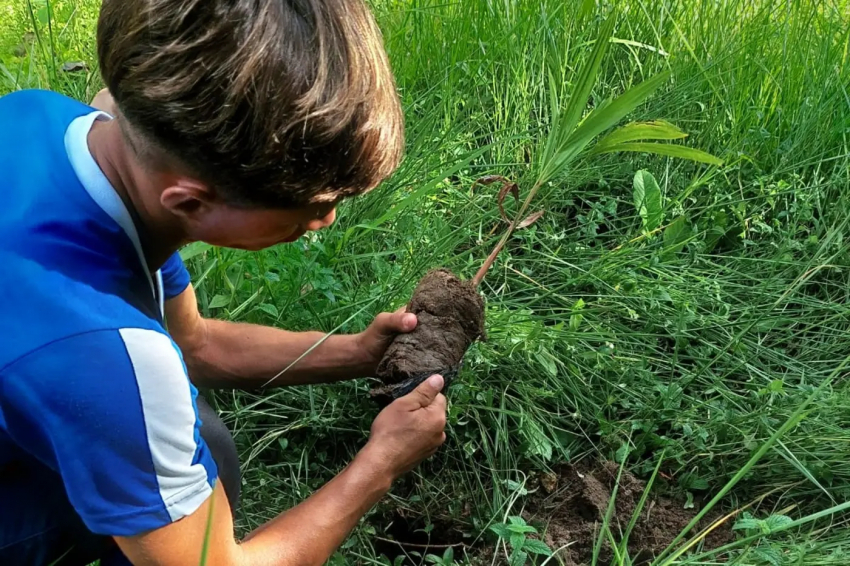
[540, 71, 671, 184]
[592, 141, 724, 165]
[556, 13, 618, 146]
[541, 68, 561, 169]
[566, 70, 672, 151]
[619, 451, 666, 559]
[590, 120, 688, 153]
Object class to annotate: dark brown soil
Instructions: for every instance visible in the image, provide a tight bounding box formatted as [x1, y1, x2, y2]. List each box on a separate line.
[372, 269, 485, 401]
[524, 462, 733, 566]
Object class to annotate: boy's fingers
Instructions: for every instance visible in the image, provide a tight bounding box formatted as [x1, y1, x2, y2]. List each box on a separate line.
[408, 375, 444, 408]
[382, 309, 417, 333]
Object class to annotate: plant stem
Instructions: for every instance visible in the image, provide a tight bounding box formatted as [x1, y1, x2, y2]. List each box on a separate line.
[472, 179, 544, 287]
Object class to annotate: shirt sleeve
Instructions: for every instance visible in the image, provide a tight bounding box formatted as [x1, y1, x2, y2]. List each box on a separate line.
[160, 252, 191, 300]
[0, 328, 218, 536]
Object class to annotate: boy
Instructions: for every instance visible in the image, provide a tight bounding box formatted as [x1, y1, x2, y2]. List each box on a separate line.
[0, 1, 447, 564]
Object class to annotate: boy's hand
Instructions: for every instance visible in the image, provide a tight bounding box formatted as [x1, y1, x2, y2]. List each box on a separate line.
[354, 308, 417, 373]
[363, 375, 447, 479]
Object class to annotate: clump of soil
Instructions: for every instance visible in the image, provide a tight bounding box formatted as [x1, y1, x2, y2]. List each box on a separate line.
[372, 269, 485, 402]
[525, 462, 733, 566]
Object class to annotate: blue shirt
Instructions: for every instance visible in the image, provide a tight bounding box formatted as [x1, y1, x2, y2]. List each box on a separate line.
[0, 90, 217, 536]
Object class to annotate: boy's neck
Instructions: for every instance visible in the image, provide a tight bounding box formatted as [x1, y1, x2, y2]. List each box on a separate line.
[87, 119, 187, 272]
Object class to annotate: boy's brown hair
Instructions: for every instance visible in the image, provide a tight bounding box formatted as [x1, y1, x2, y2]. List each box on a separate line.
[98, 0, 403, 209]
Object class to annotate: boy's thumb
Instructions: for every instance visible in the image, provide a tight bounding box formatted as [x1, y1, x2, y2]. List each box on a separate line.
[411, 374, 444, 407]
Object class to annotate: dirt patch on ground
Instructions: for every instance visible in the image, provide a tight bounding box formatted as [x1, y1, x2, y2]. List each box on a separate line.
[525, 461, 733, 565]
[373, 269, 485, 401]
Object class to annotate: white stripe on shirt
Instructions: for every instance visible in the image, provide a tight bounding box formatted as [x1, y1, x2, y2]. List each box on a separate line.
[119, 328, 212, 521]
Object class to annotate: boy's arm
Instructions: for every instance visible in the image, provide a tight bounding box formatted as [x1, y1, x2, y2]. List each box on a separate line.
[115, 378, 447, 566]
[165, 284, 415, 388]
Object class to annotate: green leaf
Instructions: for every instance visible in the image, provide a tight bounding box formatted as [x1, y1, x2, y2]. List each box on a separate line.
[442, 546, 454, 565]
[558, 71, 672, 163]
[199, 485, 216, 566]
[732, 514, 760, 531]
[503, 479, 529, 496]
[703, 209, 728, 253]
[508, 516, 528, 526]
[179, 241, 212, 262]
[764, 514, 794, 532]
[508, 525, 537, 535]
[592, 141, 724, 165]
[540, 13, 618, 184]
[256, 303, 280, 319]
[510, 533, 525, 550]
[521, 420, 554, 460]
[632, 170, 663, 231]
[579, 0, 596, 19]
[209, 294, 231, 309]
[557, 13, 617, 145]
[522, 539, 553, 556]
[663, 216, 690, 257]
[489, 523, 513, 540]
[509, 549, 528, 566]
[592, 120, 687, 154]
[752, 546, 783, 566]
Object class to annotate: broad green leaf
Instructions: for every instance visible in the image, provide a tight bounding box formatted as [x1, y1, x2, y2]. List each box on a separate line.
[732, 513, 759, 531]
[591, 120, 687, 154]
[663, 216, 690, 256]
[509, 549, 528, 566]
[507, 525, 537, 535]
[633, 170, 663, 231]
[592, 141, 723, 165]
[503, 479, 529, 496]
[510, 533, 525, 550]
[521, 419, 555, 460]
[256, 303, 280, 319]
[442, 547, 454, 564]
[508, 516, 527, 527]
[522, 539, 553, 556]
[179, 241, 212, 262]
[489, 523, 512, 540]
[752, 546, 783, 566]
[764, 514, 793, 532]
[209, 294, 231, 309]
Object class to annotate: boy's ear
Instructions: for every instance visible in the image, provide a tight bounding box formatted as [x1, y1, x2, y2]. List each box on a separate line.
[160, 181, 216, 218]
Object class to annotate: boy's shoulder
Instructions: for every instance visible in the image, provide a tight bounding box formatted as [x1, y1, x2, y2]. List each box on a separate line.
[0, 248, 166, 372]
[0, 88, 91, 120]
[0, 89, 93, 153]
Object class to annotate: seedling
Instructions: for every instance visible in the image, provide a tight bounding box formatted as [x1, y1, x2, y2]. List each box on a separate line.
[489, 516, 553, 566]
[369, 11, 721, 402]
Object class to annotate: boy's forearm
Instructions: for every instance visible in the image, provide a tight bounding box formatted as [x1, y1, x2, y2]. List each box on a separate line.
[238, 444, 392, 565]
[183, 318, 374, 389]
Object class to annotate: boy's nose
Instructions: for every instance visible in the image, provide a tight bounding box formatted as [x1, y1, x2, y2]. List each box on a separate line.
[306, 208, 336, 231]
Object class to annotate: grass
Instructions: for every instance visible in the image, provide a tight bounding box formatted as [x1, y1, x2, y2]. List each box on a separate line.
[3, 0, 850, 563]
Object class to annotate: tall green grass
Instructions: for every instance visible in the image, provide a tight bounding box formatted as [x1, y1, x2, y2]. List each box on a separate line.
[2, 0, 849, 563]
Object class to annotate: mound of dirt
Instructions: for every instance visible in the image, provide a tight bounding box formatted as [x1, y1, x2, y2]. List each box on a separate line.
[525, 462, 732, 566]
[373, 269, 485, 401]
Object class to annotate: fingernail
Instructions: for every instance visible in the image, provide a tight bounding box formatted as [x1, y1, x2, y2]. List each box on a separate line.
[428, 375, 444, 390]
[404, 313, 417, 329]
